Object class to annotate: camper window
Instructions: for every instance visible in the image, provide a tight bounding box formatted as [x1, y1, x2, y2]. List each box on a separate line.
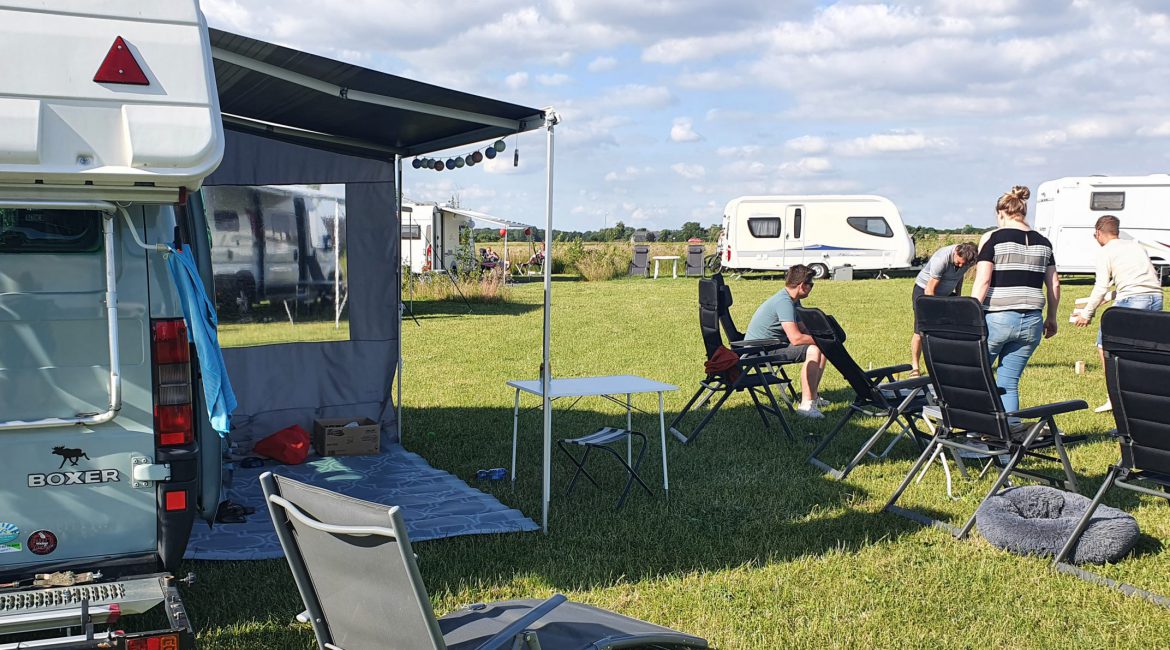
[846, 216, 893, 238]
[214, 210, 240, 233]
[0, 208, 102, 253]
[1090, 192, 1125, 211]
[747, 217, 782, 238]
[402, 224, 422, 239]
[792, 209, 803, 239]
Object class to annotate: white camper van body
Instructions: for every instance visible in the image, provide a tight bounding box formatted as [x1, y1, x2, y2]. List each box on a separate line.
[0, 1, 221, 644]
[1034, 175, 1170, 275]
[401, 200, 472, 273]
[718, 195, 914, 277]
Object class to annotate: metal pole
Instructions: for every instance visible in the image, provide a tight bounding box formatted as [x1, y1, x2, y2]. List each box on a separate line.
[396, 155, 405, 441]
[541, 111, 559, 534]
[333, 200, 341, 328]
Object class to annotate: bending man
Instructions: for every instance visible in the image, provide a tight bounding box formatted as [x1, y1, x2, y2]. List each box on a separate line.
[909, 242, 978, 376]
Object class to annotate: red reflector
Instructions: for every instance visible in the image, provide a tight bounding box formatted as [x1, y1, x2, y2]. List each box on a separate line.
[165, 490, 188, 512]
[126, 635, 179, 650]
[94, 36, 149, 86]
[107, 603, 122, 625]
[156, 404, 193, 445]
[152, 320, 190, 364]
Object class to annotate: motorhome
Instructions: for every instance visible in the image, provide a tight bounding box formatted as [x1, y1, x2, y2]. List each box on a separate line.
[0, 1, 222, 645]
[1035, 175, 1170, 277]
[716, 195, 915, 277]
[401, 200, 471, 274]
[204, 185, 345, 311]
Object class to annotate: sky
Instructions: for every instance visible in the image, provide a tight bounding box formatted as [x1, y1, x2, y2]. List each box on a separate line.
[204, 0, 1170, 231]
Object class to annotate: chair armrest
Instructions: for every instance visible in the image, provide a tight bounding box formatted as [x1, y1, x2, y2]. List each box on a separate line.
[880, 375, 932, 392]
[865, 364, 913, 381]
[731, 338, 786, 352]
[474, 594, 568, 650]
[1008, 400, 1088, 421]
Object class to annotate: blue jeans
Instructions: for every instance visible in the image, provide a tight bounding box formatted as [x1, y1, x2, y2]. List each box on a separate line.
[985, 310, 1044, 414]
[1097, 294, 1164, 346]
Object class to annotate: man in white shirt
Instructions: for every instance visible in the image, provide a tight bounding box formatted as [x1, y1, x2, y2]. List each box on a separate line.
[1073, 214, 1164, 412]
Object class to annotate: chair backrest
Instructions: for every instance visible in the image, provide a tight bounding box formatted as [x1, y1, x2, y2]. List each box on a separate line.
[795, 307, 881, 404]
[697, 277, 724, 358]
[261, 472, 446, 650]
[686, 245, 704, 276]
[916, 296, 1010, 439]
[708, 273, 744, 343]
[1102, 307, 1170, 473]
[629, 245, 650, 276]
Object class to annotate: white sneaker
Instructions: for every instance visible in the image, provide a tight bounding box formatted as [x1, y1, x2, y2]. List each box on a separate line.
[1094, 399, 1112, 413]
[796, 402, 824, 419]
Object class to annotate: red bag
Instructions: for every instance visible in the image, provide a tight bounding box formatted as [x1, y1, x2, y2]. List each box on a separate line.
[705, 346, 741, 383]
[253, 424, 311, 465]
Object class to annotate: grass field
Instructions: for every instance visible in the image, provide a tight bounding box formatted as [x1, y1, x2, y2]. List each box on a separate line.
[190, 275, 1170, 648]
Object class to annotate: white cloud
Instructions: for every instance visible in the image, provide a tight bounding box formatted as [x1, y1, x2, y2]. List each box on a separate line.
[605, 166, 654, 182]
[1138, 121, 1170, 137]
[598, 84, 676, 109]
[504, 71, 529, 90]
[835, 132, 955, 156]
[716, 145, 762, 158]
[670, 117, 703, 142]
[778, 157, 832, 176]
[537, 73, 571, 86]
[671, 163, 706, 179]
[785, 135, 827, 154]
[587, 56, 618, 72]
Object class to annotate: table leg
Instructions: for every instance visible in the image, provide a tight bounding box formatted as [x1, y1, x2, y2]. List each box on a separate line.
[659, 391, 669, 498]
[511, 387, 520, 484]
[653, 259, 660, 279]
[672, 259, 678, 279]
[626, 393, 633, 465]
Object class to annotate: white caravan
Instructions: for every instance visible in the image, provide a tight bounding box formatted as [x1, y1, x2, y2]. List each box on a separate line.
[716, 195, 915, 278]
[401, 200, 472, 273]
[1035, 175, 1170, 276]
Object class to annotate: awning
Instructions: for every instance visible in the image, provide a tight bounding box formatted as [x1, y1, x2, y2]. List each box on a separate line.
[209, 29, 548, 159]
[448, 208, 533, 231]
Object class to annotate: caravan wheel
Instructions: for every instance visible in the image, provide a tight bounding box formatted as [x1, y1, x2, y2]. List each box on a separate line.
[809, 263, 830, 280]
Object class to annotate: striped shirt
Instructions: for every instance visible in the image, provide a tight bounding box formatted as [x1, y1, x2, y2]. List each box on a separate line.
[977, 228, 1055, 312]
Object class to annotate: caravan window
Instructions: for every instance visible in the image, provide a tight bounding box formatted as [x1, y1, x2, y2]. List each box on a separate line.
[747, 217, 781, 238]
[792, 208, 803, 239]
[0, 208, 102, 253]
[1090, 192, 1125, 211]
[847, 216, 893, 238]
[214, 210, 240, 232]
[401, 224, 422, 239]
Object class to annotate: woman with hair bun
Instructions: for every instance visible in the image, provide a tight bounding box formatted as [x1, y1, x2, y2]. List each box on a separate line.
[969, 185, 1061, 414]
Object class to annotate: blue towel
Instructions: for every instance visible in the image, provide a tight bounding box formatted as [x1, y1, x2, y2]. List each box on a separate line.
[166, 244, 237, 436]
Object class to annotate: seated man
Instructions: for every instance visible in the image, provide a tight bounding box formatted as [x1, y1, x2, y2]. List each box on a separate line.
[744, 264, 828, 418]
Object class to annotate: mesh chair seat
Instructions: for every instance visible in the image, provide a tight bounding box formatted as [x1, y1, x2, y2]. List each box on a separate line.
[558, 427, 652, 510]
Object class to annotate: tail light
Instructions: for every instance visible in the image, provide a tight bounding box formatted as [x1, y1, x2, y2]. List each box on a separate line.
[126, 634, 180, 650]
[151, 319, 193, 447]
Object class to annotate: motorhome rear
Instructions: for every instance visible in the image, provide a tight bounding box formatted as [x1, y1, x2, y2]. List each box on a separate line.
[401, 200, 472, 274]
[717, 195, 914, 277]
[1034, 175, 1170, 276]
[0, 0, 222, 644]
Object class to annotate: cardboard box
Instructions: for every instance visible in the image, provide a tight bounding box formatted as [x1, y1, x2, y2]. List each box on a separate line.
[312, 418, 380, 457]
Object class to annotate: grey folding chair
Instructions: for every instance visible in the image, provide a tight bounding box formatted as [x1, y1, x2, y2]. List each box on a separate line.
[261, 472, 709, 650]
[685, 245, 704, 277]
[629, 245, 650, 277]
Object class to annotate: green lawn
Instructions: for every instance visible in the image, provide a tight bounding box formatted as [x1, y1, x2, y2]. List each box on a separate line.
[189, 276, 1170, 648]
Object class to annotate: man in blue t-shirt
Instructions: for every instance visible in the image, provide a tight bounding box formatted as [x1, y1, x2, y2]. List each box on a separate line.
[745, 264, 828, 418]
[908, 242, 977, 376]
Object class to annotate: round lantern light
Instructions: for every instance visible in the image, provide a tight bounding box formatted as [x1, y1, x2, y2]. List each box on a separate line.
[499, 227, 508, 237]
[494, 139, 507, 152]
[455, 157, 465, 168]
[485, 147, 497, 159]
[472, 151, 484, 163]
[411, 158, 422, 169]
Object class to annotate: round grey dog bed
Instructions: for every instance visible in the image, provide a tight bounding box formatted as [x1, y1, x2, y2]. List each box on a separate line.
[975, 485, 1139, 565]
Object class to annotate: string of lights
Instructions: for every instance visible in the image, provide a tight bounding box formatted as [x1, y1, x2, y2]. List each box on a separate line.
[410, 138, 518, 172]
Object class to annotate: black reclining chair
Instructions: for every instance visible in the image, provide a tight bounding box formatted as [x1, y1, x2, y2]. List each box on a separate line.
[1052, 307, 1170, 606]
[884, 296, 1085, 539]
[668, 276, 793, 445]
[261, 473, 710, 650]
[796, 307, 933, 480]
[711, 273, 799, 408]
[629, 245, 650, 277]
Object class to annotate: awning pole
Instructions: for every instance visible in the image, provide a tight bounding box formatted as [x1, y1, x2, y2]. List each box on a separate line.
[396, 155, 405, 442]
[541, 111, 559, 534]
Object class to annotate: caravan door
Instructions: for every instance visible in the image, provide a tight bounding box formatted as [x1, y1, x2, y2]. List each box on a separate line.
[785, 205, 805, 266]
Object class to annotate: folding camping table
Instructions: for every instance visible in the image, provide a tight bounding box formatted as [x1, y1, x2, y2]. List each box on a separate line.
[507, 375, 678, 533]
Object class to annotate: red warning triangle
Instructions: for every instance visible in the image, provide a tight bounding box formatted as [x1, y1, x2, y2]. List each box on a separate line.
[94, 36, 149, 85]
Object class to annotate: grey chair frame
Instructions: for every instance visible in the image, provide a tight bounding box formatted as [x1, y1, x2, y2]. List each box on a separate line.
[629, 245, 650, 277]
[883, 296, 1086, 539]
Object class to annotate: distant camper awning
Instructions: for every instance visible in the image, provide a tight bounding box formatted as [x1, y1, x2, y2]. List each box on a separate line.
[449, 208, 533, 232]
[209, 28, 547, 159]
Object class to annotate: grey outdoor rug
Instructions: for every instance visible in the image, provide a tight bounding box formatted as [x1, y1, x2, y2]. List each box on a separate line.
[185, 444, 538, 560]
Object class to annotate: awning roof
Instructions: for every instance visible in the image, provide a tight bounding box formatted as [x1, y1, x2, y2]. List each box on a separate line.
[209, 29, 548, 160]
[447, 207, 532, 231]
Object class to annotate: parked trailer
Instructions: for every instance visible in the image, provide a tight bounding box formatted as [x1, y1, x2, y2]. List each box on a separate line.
[1034, 175, 1170, 276]
[716, 195, 915, 278]
[401, 200, 471, 274]
[0, 1, 222, 646]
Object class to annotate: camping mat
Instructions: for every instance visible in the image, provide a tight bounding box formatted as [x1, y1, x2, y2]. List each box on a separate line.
[184, 444, 538, 560]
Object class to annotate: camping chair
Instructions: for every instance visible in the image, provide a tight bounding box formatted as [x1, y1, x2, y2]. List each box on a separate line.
[796, 307, 932, 480]
[710, 273, 799, 408]
[685, 244, 704, 277]
[883, 296, 1085, 539]
[1052, 308, 1170, 606]
[629, 245, 650, 277]
[668, 277, 794, 445]
[260, 473, 709, 650]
